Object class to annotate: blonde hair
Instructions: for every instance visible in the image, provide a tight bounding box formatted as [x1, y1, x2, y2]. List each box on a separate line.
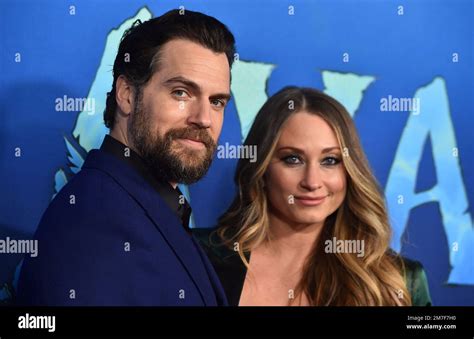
[217, 87, 411, 306]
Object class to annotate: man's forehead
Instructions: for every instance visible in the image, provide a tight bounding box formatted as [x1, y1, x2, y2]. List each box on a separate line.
[153, 55, 230, 92]
[160, 66, 230, 84]
[159, 39, 228, 67]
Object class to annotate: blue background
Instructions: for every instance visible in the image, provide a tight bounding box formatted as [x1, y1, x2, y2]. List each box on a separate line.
[1, 0, 473, 305]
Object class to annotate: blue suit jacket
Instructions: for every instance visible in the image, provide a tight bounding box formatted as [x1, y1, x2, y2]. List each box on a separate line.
[16, 149, 228, 306]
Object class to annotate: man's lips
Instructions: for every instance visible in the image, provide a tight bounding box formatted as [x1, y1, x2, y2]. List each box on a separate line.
[176, 137, 206, 148]
[294, 195, 328, 206]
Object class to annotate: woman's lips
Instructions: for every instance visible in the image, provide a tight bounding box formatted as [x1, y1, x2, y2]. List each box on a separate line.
[294, 195, 327, 206]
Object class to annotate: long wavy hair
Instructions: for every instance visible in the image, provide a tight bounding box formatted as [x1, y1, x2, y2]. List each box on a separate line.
[216, 87, 411, 306]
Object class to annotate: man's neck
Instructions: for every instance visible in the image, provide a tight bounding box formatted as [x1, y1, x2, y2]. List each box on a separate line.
[110, 128, 131, 149]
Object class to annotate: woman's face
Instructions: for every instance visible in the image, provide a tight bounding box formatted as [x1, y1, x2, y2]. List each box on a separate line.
[265, 111, 347, 227]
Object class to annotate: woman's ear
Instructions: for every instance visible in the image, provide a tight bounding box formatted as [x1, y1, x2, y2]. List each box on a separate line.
[115, 75, 134, 117]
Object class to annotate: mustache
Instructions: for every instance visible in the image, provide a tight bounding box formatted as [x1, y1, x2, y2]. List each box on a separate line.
[167, 127, 216, 149]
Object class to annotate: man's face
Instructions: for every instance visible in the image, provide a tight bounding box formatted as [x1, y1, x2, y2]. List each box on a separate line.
[128, 39, 231, 185]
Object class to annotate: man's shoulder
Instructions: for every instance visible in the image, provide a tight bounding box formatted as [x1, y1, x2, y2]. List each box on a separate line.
[38, 152, 144, 238]
[53, 149, 135, 204]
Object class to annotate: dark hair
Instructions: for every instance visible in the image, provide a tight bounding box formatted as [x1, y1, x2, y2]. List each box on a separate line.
[104, 9, 236, 128]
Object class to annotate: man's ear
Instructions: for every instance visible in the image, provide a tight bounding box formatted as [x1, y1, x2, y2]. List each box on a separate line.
[115, 75, 134, 116]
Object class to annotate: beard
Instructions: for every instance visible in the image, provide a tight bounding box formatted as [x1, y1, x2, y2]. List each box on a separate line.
[128, 92, 217, 185]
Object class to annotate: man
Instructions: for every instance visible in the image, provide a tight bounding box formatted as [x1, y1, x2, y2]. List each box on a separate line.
[16, 9, 235, 306]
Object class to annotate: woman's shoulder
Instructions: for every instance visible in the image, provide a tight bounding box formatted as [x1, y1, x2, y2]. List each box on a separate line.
[191, 227, 214, 245]
[191, 227, 237, 261]
[400, 256, 432, 306]
[191, 227, 220, 248]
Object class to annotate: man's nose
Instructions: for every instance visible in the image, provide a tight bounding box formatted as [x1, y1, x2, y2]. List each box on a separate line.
[187, 98, 211, 129]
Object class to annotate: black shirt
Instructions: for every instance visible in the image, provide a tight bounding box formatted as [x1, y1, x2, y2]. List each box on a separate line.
[100, 135, 192, 233]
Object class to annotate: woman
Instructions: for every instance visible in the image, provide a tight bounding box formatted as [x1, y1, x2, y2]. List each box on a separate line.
[193, 87, 431, 306]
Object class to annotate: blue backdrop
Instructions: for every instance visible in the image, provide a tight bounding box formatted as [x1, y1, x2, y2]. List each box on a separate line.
[1, 0, 473, 305]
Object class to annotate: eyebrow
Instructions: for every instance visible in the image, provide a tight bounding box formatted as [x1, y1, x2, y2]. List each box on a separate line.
[321, 146, 341, 153]
[163, 76, 231, 102]
[277, 146, 341, 153]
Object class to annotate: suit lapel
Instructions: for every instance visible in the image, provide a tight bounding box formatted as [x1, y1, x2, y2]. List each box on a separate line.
[141, 195, 217, 306]
[83, 150, 217, 306]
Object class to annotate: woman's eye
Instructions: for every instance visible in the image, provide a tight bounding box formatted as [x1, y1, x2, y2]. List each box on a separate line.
[321, 156, 341, 166]
[282, 155, 302, 165]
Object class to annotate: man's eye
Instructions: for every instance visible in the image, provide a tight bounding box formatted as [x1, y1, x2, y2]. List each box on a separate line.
[282, 155, 302, 165]
[211, 99, 225, 108]
[172, 90, 188, 98]
[321, 156, 341, 166]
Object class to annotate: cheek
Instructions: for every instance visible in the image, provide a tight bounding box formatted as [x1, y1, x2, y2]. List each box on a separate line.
[325, 168, 347, 202]
[265, 165, 300, 206]
[147, 91, 185, 127]
[211, 113, 224, 141]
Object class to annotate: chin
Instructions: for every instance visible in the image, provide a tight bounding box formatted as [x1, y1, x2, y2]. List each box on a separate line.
[288, 212, 327, 226]
[173, 146, 203, 159]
